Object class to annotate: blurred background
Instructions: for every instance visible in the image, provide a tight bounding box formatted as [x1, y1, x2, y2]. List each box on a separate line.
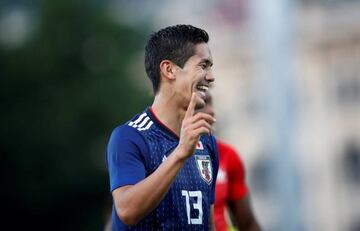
[1, 0, 359, 230]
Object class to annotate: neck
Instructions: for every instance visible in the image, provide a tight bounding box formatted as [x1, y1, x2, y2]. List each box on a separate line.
[151, 92, 186, 137]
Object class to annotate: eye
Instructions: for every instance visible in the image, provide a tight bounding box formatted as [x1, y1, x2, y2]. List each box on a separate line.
[200, 63, 207, 69]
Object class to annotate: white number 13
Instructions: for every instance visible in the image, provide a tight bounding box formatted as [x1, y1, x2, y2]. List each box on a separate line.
[181, 190, 203, 225]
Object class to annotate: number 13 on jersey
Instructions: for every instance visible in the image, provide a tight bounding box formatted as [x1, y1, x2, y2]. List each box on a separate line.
[181, 190, 203, 225]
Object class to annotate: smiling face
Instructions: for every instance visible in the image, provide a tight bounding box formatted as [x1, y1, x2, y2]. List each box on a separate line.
[174, 43, 214, 110]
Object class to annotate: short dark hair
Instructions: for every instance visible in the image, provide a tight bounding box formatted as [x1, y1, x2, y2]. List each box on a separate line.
[145, 24, 209, 93]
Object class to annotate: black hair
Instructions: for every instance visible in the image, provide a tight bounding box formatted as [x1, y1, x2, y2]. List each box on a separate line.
[144, 24, 209, 93]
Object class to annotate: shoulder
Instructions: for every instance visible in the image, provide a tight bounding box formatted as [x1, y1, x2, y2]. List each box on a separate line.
[107, 125, 146, 155]
[108, 111, 154, 148]
[127, 111, 154, 132]
[109, 124, 141, 142]
[110, 110, 154, 138]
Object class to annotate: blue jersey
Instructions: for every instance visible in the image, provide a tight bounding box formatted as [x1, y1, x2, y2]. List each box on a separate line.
[106, 107, 219, 231]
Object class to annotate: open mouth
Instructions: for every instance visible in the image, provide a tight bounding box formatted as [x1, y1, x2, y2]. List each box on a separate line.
[196, 84, 209, 98]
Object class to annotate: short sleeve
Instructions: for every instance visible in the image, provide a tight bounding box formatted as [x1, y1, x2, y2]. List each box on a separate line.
[106, 125, 149, 192]
[227, 145, 248, 200]
[210, 135, 219, 204]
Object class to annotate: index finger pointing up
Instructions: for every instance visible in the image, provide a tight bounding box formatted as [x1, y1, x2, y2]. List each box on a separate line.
[184, 93, 197, 119]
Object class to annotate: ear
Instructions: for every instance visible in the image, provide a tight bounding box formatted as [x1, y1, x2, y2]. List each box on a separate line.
[159, 60, 177, 80]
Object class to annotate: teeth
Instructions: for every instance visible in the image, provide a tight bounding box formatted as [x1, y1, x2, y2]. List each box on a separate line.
[197, 86, 208, 91]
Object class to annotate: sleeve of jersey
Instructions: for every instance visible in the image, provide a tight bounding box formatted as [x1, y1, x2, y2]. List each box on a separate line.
[106, 125, 148, 192]
[227, 145, 248, 200]
[210, 136, 219, 204]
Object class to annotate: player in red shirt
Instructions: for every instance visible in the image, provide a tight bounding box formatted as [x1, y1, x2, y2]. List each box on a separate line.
[201, 92, 261, 231]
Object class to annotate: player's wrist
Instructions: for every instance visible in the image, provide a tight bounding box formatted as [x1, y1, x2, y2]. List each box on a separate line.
[173, 145, 191, 162]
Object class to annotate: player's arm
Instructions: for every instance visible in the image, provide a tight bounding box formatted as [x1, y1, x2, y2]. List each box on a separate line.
[112, 149, 189, 226]
[225, 145, 261, 231]
[209, 136, 219, 231]
[209, 204, 216, 231]
[112, 93, 215, 226]
[228, 196, 261, 231]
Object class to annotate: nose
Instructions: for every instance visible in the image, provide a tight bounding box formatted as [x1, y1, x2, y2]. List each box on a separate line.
[205, 70, 215, 83]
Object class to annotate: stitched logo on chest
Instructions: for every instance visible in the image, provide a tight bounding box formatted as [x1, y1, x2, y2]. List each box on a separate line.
[194, 155, 213, 185]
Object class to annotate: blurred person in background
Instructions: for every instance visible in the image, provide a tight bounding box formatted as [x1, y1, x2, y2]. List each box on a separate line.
[106, 24, 218, 230]
[201, 92, 261, 231]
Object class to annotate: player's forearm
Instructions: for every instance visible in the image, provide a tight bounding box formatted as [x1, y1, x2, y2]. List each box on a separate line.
[113, 147, 188, 225]
[236, 221, 261, 231]
[234, 212, 261, 231]
[248, 221, 261, 231]
[230, 197, 261, 231]
[209, 205, 216, 231]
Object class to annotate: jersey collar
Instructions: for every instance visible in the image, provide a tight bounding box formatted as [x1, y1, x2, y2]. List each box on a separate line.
[146, 107, 179, 140]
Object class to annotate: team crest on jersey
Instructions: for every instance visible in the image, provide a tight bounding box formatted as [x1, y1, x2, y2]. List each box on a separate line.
[195, 155, 213, 185]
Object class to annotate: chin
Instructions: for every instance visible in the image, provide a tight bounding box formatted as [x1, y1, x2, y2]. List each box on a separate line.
[195, 100, 206, 110]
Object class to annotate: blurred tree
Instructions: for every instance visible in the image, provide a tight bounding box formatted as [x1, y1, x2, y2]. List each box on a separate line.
[0, 0, 151, 230]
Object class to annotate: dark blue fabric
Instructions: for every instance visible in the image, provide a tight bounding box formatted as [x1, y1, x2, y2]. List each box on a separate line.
[106, 108, 219, 231]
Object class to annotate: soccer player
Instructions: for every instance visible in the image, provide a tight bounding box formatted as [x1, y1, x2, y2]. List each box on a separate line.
[201, 93, 261, 231]
[106, 25, 218, 230]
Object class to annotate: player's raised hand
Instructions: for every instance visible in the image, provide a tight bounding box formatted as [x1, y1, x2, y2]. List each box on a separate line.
[177, 93, 216, 159]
